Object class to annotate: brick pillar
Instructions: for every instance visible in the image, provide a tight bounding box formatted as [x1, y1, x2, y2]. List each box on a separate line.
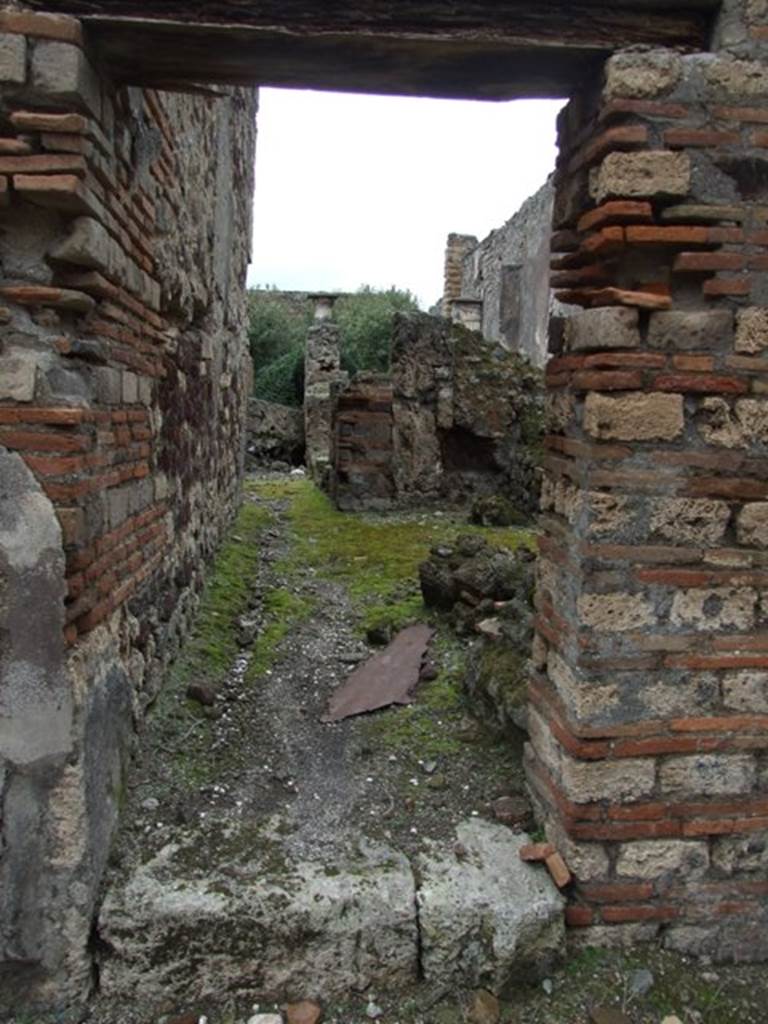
[442, 232, 477, 318]
[528, 46, 768, 960]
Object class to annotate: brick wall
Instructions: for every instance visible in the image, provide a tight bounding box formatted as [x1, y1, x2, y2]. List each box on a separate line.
[0, 9, 256, 1009]
[333, 374, 395, 510]
[530, 37, 768, 959]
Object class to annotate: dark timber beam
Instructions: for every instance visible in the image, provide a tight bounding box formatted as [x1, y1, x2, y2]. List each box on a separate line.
[29, 1, 721, 98]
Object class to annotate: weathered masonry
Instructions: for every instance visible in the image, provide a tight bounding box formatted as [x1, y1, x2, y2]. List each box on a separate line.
[1, 0, 767, 1013]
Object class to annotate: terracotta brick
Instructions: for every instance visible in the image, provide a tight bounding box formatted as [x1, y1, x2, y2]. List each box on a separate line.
[703, 277, 751, 297]
[565, 905, 595, 927]
[753, 131, 768, 147]
[671, 354, 715, 371]
[10, 111, 89, 135]
[40, 132, 91, 155]
[683, 478, 768, 500]
[23, 453, 86, 476]
[601, 904, 680, 923]
[0, 154, 86, 176]
[708, 227, 744, 243]
[613, 736, 726, 758]
[577, 200, 654, 233]
[579, 882, 654, 903]
[570, 820, 683, 842]
[571, 370, 644, 391]
[519, 842, 555, 862]
[674, 252, 745, 272]
[0, 429, 90, 452]
[653, 372, 747, 394]
[580, 226, 625, 257]
[0, 10, 83, 45]
[599, 99, 689, 121]
[545, 851, 572, 888]
[625, 226, 710, 245]
[64, 624, 78, 647]
[665, 653, 768, 670]
[13, 173, 96, 215]
[75, 597, 113, 633]
[682, 816, 768, 837]
[664, 129, 740, 147]
[712, 105, 768, 124]
[581, 351, 666, 370]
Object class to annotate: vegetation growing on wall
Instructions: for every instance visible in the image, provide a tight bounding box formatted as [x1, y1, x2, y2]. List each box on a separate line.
[249, 285, 419, 406]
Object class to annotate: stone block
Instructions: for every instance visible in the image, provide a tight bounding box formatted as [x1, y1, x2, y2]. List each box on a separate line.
[592, 151, 691, 204]
[122, 371, 138, 404]
[31, 40, 100, 119]
[616, 840, 709, 879]
[417, 819, 564, 991]
[584, 391, 684, 442]
[0, 351, 36, 401]
[92, 366, 122, 405]
[603, 49, 682, 100]
[107, 484, 133, 529]
[648, 310, 734, 351]
[711, 833, 768, 875]
[587, 492, 634, 536]
[737, 503, 768, 547]
[564, 307, 639, 352]
[138, 376, 153, 406]
[649, 497, 730, 546]
[722, 670, 768, 713]
[670, 587, 757, 631]
[660, 754, 756, 796]
[705, 56, 768, 99]
[577, 592, 656, 632]
[697, 397, 768, 448]
[560, 751, 655, 804]
[0, 32, 26, 84]
[49, 216, 112, 273]
[735, 307, 768, 354]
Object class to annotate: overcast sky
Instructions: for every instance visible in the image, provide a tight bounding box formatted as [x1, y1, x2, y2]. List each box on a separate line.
[248, 88, 565, 309]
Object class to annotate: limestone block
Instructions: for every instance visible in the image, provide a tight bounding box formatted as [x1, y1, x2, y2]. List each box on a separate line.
[417, 819, 564, 992]
[577, 592, 657, 632]
[650, 497, 730, 546]
[659, 754, 756, 796]
[704, 56, 768, 99]
[735, 308, 768, 354]
[545, 652, 620, 724]
[697, 397, 768, 448]
[31, 40, 100, 119]
[99, 838, 419, 1006]
[648, 310, 734, 351]
[665, 914, 768, 963]
[545, 391, 573, 432]
[584, 391, 684, 442]
[738, 503, 768, 547]
[565, 307, 640, 352]
[0, 32, 26, 84]
[616, 840, 709, 879]
[560, 751, 655, 804]
[527, 706, 563, 777]
[670, 587, 757, 631]
[711, 833, 768, 875]
[0, 350, 36, 401]
[587, 492, 633, 536]
[592, 151, 691, 204]
[722, 670, 768, 713]
[49, 216, 112, 273]
[604, 50, 682, 100]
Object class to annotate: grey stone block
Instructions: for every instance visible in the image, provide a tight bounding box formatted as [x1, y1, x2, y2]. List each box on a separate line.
[0, 32, 26, 84]
[31, 40, 101, 119]
[565, 306, 640, 352]
[648, 310, 734, 350]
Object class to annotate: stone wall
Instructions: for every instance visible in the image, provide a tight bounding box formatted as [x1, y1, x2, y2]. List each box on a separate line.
[443, 180, 577, 367]
[529, 6, 768, 959]
[0, 10, 257, 1012]
[246, 397, 304, 467]
[331, 312, 544, 513]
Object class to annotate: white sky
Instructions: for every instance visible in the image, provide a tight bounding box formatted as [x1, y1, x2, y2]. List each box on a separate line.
[248, 88, 565, 309]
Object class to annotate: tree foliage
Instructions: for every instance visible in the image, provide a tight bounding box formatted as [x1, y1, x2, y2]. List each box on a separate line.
[248, 285, 420, 407]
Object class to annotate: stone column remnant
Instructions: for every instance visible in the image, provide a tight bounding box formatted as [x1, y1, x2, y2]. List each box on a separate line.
[442, 233, 478, 318]
[304, 293, 348, 487]
[529, 33, 768, 960]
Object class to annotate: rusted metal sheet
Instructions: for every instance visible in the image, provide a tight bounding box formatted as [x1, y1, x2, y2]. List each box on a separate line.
[322, 624, 434, 723]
